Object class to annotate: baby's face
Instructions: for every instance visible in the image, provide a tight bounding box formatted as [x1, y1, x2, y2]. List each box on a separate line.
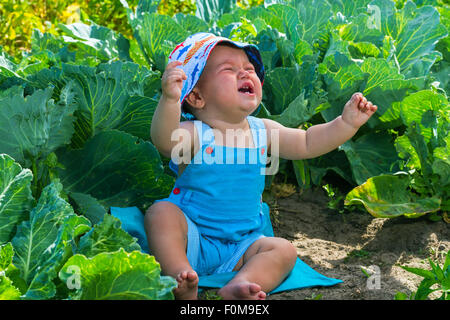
[195, 44, 263, 118]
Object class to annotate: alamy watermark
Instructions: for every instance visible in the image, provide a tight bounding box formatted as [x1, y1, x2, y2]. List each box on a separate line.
[65, 265, 81, 290]
[367, 5, 381, 30]
[362, 265, 381, 290]
[170, 125, 280, 175]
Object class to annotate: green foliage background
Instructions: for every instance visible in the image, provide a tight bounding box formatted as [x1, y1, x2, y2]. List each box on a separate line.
[0, 0, 262, 58]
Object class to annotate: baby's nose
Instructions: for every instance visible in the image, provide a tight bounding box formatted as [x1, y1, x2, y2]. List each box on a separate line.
[238, 69, 250, 78]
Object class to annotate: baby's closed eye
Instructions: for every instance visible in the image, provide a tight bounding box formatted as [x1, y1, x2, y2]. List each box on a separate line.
[245, 64, 255, 71]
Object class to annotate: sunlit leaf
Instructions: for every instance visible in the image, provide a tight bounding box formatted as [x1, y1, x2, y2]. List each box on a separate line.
[345, 174, 441, 218]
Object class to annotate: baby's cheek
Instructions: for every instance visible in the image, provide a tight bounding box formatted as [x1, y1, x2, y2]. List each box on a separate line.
[253, 80, 262, 95]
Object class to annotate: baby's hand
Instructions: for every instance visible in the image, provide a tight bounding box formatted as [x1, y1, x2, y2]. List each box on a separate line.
[341, 93, 377, 129]
[161, 61, 187, 103]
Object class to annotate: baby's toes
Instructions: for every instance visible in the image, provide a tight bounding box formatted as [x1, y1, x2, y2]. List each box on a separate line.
[187, 270, 198, 280]
[174, 270, 199, 299]
[177, 271, 187, 282]
[257, 291, 267, 300]
[186, 271, 199, 286]
[248, 283, 262, 294]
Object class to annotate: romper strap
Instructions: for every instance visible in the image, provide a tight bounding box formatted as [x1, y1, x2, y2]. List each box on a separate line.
[247, 116, 267, 149]
[169, 159, 179, 175]
[193, 120, 216, 148]
[169, 120, 213, 175]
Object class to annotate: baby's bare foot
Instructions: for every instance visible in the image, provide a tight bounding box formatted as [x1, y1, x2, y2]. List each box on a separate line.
[174, 270, 199, 300]
[218, 281, 266, 300]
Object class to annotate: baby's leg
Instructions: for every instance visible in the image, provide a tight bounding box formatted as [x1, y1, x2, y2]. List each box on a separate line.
[218, 237, 297, 300]
[144, 201, 198, 299]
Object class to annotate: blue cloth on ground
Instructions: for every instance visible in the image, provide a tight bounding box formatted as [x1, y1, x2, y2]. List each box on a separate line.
[110, 206, 343, 295]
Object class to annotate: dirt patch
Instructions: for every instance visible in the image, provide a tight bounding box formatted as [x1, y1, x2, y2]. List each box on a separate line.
[266, 186, 450, 300]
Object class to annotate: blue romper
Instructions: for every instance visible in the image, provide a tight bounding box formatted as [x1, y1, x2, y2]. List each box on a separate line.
[154, 116, 273, 276]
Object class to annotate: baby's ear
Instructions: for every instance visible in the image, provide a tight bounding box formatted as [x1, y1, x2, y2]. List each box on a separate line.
[185, 87, 205, 109]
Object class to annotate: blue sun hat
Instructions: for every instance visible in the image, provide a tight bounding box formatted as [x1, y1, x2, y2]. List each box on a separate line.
[167, 32, 265, 120]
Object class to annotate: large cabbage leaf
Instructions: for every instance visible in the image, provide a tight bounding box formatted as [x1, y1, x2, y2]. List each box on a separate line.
[57, 130, 174, 210]
[58, 22, 131, 62]
[131, 12, 188, 70]
[0, 154, 34, 245]
[59, 249, 177, 300]
[61, 62, 156, 147]
[0, 243, 21, 300]
[270, 91, 324, 128]
[264, 58, 320, 115]
[114, 95, 158, 140]
[267, 0, 332, 45]
[27, 61, 159, 147]
[0, 86, 76, 167]
[370, 0, 447, 77]
[345, 174, 441, 218]
[318, 52, 427, 124]
[346, 89, 449, 217]
[340, 131, 400, 185]
[196, 0, 236, 23]
[399, 90, 448, 142]
[173, 13, 210, 34]
[319, 51, 368, 122]
[76, 214, 141, 258]
[395, 90, 449, 179]
[10, 182, 91, 299]
[318, 0, 446, 121]
[0, 50, 22, 89]
[67, 192, 107, 226]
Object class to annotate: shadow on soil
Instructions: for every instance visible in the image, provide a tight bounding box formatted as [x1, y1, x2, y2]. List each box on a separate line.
[267, 188, 449, 300]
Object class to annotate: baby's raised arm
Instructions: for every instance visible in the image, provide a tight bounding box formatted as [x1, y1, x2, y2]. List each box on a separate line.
[264, 93, 377, 160]
[151, 61, 191, 158]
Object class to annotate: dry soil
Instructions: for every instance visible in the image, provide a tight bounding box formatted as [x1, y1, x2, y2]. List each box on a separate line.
[266, 186, 449, 300]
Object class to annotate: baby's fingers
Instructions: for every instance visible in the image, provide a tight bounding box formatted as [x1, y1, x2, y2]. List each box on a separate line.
[163, 67, 187, 83]
[367, 102, 378, 114]
[363, 101, 377, 116]
[359, 96, 368, 110]
[166, 60, 183, 70]
[166, 71, 187, 81]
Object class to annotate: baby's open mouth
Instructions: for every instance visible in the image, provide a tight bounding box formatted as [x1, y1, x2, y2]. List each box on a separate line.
[238, 83, 254, 94]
